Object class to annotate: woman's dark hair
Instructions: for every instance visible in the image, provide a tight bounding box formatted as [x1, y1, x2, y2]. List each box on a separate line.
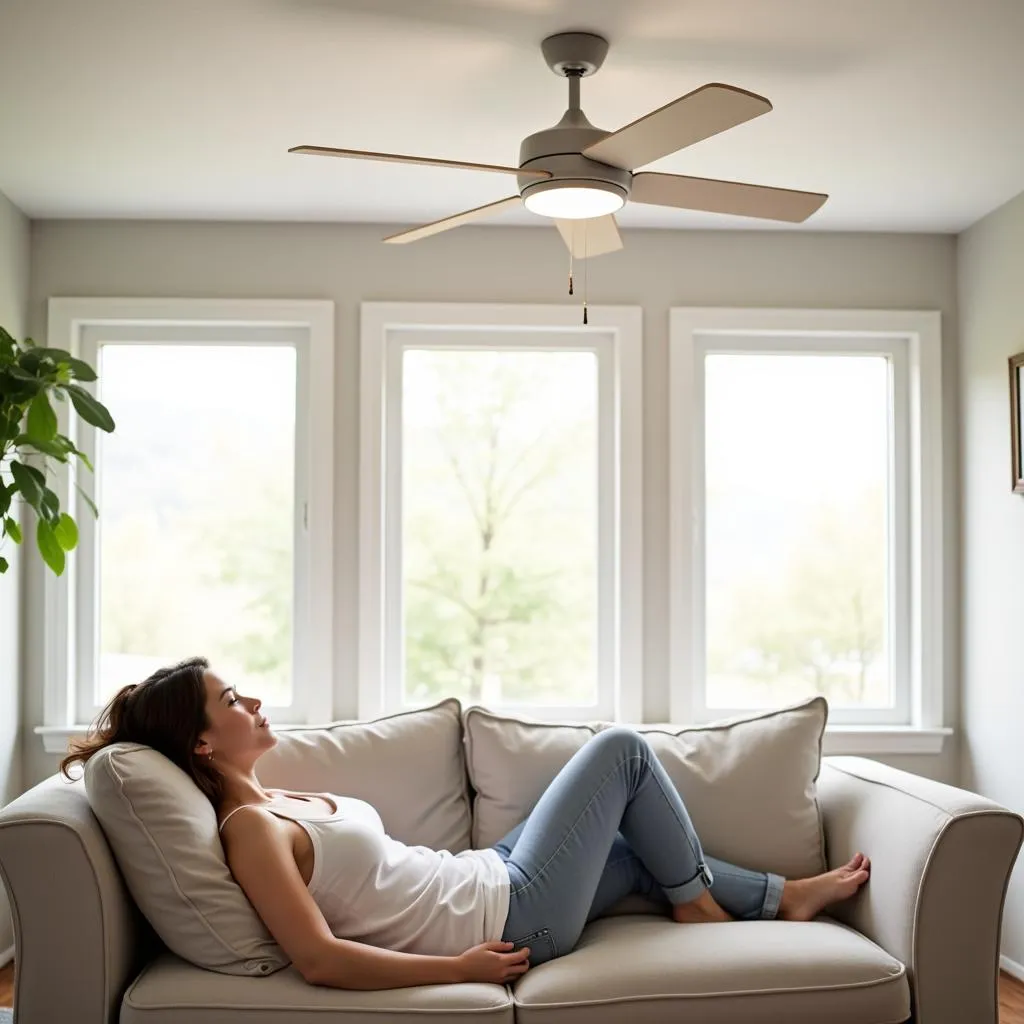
[60, 655, 225, 805]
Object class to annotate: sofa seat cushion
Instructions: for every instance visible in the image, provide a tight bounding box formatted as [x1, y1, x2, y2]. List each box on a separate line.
[511, 915, 909, 1024]
[122, 953, 514, 1024]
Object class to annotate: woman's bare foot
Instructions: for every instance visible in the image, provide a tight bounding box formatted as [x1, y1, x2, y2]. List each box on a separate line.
[779, 853, 871, 922]
[672, 889, 733, 924]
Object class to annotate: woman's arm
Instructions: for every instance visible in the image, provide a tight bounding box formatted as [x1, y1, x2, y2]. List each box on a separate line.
[222, 808, 528, 989]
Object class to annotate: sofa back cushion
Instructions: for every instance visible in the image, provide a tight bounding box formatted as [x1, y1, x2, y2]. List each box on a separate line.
[463, 697, 827, 879]
[255, 697, 471, 852]
[84, 697, 470, 976]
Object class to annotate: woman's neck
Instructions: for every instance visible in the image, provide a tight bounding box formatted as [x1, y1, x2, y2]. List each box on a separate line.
[216, 763, 270, 809]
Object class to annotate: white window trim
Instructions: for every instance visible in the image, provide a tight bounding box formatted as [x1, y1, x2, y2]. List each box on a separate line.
[669, 307, 947, 753]
[359, 302, 643, 723]
[35, 297, 335, 750]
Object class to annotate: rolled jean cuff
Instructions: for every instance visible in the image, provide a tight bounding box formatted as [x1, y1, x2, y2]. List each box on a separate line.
[761, 872, 785, 920]
[663, 861, 714, 905]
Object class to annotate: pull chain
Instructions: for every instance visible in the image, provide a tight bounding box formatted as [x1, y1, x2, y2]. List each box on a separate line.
[583, 221, 589, 325]
[568, 226, 574, 296]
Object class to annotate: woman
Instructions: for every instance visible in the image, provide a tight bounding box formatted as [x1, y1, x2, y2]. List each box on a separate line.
[62, 656, 870, 990]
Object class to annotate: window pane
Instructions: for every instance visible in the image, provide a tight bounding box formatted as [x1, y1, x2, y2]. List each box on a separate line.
[704, 353, 890, 710]
[96, 345, 295, 706]
[401, 348, 598, 708]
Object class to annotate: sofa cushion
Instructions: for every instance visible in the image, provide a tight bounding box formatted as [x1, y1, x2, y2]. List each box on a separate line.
[84, 698, 469, 977]
[464, 698, 827, 879]
[84, 741, 287, 977]
[511, 914, 909, 1024]
[255, 697, 472, 852]
[463, 706, 600, 852]
[122, 952, 514, 1024]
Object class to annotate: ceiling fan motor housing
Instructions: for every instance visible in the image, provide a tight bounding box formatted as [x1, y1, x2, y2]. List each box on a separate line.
[517, 109, 632, 205]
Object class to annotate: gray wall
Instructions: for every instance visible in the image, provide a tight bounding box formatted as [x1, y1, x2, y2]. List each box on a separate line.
[958, 187, 1024, 967]
[0, 188, 30, 964]
[23, 219, 961, 790]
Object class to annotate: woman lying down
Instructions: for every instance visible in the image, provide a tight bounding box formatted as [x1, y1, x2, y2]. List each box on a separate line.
[62, 656, 869, 989]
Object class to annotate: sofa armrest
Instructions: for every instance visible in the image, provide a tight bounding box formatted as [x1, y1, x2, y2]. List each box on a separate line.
[0, 774, 158, 1023]
[819, 756, 1023, 1024]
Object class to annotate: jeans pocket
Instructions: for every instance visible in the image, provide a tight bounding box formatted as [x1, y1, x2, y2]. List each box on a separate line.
[507, 927, 558, 967]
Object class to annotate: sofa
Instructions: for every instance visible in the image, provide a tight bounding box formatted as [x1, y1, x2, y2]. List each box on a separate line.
[0, 697, 1020, 1024]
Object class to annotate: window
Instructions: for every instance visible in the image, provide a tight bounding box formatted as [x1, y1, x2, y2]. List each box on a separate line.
[670, 308, 945, 735]
[88, 341, 297, 718]
[40, 299, 334, 744]
[360, 303, 642, 721]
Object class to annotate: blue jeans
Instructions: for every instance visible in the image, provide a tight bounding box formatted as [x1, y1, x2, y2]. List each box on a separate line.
[492, 726, 786, 965]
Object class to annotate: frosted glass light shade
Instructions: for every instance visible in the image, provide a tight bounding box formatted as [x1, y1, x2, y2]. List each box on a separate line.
[524, 184, 625, 219]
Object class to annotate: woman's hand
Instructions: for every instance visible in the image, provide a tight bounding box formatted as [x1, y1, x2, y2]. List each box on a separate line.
[455, 941, 531, 984]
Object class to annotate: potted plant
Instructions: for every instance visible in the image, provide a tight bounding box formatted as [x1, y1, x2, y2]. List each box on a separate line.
[0, 324, 115, 575]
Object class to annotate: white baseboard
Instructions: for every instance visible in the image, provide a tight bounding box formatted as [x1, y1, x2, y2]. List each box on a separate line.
[1001, 954, 1024, 981]
[0, 943, 11, 969]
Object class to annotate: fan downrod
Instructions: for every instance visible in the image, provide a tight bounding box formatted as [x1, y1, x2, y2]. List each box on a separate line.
[540, 32, 609, 78]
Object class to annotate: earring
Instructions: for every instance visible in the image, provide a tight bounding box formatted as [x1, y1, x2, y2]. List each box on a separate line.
[207, 750, 214, 760]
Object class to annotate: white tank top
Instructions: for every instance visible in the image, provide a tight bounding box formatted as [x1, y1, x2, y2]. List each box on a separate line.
[221, 793, 510, 957]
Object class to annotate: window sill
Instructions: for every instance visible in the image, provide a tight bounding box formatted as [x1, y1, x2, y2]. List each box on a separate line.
[822, 725, 952, 756]
[36, 724, 953, 758]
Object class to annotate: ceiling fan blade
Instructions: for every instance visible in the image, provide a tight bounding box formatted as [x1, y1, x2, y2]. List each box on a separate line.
[631, 172, 828, 223]
[555, 216, 623, 259]
[289, 145, 550, 179]
[383, 196, 522, 245]
[582, 83, 772, 171]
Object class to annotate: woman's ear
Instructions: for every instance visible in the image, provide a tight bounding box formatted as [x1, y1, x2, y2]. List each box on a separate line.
[194, 737, 212, 757]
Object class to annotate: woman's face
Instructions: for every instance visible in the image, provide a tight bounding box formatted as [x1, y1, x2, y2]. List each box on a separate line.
[194, 669, 278, 763]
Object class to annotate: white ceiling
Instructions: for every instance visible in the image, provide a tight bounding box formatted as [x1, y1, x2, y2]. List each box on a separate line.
[1, 0, 1023, 232]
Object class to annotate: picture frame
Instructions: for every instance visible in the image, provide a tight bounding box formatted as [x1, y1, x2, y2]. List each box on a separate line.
[1010, 352, 1024, 494]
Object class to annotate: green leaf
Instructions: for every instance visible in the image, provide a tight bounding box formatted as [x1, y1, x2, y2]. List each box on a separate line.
[0, 409, 19, 444]
[0, 556, 8, 574]
[0, 329, 15, 364]
[4, 517, 22, 544]
[0, 483, 9, 517]
[20, 462, 46, 487]
[71, 444, 94, 472]
[53, 513, 78, 551]
[12, 432, 71, 460]
[26, 347, 98, 383]
[9, 460, 44, 509]
[75, 482, 99, 518]
[40, 486, 60, 525]
[34, 346, 72, 362]
[27, 393, 58, 442]
[66, 384, 116, 432]
[16, 349, 49, 374]
[67, 357, 98, 382]
[36, 518, 66, 576]
[5, 366, 41, 393]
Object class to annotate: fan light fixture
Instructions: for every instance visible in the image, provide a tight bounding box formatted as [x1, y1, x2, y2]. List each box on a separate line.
[523, 181, 626, 220]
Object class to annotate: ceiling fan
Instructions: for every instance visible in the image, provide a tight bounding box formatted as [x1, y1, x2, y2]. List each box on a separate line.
[289, 32, 828, 258]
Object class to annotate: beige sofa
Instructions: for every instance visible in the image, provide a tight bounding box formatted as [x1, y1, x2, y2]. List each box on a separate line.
[0, 699, 1020, 1024]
